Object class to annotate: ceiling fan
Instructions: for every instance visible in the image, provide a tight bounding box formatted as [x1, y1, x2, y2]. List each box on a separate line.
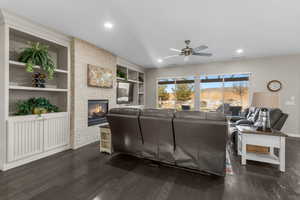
[164, 40, 212, 62]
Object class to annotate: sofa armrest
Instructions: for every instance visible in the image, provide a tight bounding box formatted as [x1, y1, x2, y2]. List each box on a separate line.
[236, 119, 254, 126]
[230, 116, 245, 122]
[272, 113, 288, 131]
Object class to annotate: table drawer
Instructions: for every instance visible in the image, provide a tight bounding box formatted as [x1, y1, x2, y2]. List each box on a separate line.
[244, 134, 281, 148]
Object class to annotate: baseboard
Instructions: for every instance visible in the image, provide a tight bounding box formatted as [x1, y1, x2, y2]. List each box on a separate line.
[286, 133, 300, 138]
[72, 138, 99, 150]
[2, 145, 71, 171]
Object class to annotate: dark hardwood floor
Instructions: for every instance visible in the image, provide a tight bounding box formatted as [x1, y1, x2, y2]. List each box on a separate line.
[0, 138, 299, 200]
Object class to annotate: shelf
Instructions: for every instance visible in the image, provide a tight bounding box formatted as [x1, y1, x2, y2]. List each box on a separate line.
[9, 61, 68, 74]
[9, 86, 68, 92]
[139, 93, 144, 95]
[117, 77, 139, 83]
[246, 152, 280, 165]
[117, 77, 126, 81]
[9, 112, 68, 118]
[127, 79, 138, 83]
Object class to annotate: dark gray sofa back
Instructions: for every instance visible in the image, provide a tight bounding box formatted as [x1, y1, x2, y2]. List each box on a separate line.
[139, 109, 175, 163]
[107, 108, 143, 155]
[173, 111, 227, 176]
[141, 108, 175, 118]
[174, 111, 226, 121]
[109, 108, 140, 116]
[107, 108, 228, 176]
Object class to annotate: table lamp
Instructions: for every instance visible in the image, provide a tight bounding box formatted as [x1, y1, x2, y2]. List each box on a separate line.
[251, 92, 279, 132]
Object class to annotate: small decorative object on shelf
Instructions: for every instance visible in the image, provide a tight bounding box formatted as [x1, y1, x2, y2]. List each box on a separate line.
[32, 72, 46, 88]
[99, 125, 112, 154]
[117, 68, 127, 79]
[16, 97, 60, 115]
[18, 42, 56, 80]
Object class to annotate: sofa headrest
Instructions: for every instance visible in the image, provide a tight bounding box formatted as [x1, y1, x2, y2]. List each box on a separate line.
[269, 108, 283, 127]
[141, 108, 175, 118]
[109, 108, 140, 116]
[174, 111, 226, 121]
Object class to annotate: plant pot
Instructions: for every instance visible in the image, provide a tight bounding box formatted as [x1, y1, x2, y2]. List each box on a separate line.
[33, 107, 48, 115]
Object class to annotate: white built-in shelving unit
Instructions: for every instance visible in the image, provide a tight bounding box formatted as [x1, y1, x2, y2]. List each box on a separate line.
[0, 9, 71, 171]
[116, 63, 145, 106]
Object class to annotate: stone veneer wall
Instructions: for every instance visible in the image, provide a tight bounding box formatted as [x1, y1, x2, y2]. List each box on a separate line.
[71, 38, 117, 149]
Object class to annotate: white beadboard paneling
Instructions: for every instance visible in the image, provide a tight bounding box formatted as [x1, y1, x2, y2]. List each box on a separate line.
[7, 115, 44, 162]
[44, 113, 69, 151]
[7, 112, 70, 163]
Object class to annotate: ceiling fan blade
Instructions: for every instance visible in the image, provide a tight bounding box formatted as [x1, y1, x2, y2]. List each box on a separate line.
[193, 52, 212, 57]
[193, 45, 208, 52]
[170, 48, 182, 52]
[164, 55, 180, 59]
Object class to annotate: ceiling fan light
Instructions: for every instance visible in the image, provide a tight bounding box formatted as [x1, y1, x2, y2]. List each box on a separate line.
[157, 59, 163, 63]
[236, 48, 244, 54]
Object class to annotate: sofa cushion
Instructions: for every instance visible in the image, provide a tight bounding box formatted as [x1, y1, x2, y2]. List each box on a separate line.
[174, 111, 206, 120]
[141, 108, 175, 118]
[206, 112, 226, 121]
[109, 108, 140, 116]
[269, 108, 283, 127]
[247, 107, 260, 122]
[174, 111, 226, 121]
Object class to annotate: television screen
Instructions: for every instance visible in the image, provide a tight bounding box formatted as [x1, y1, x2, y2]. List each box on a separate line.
[117, 82, 134, 104]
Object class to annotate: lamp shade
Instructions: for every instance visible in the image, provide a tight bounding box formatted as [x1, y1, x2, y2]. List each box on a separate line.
[251, 92, 279, 108]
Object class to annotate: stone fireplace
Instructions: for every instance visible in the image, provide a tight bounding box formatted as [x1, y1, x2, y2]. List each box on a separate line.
[88, 100, 109, 126]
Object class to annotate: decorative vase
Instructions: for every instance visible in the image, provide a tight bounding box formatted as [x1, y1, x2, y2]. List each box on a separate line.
[33, 107, 47, 115]
[32, 72, 46, 88]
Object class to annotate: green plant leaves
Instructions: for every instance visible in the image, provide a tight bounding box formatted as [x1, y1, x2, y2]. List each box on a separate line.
[18, 42, 56, 80]
[16, 97, 60, 115]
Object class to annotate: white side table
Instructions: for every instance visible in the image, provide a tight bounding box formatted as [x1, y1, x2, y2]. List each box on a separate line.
[236, 126, 287, 172]
[99, 124, 112, 154]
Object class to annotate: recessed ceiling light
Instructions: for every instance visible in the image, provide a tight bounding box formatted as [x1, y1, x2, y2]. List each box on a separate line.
[157, 59, 163, 63]
[236, 48, 244, 54]
[104, 22, 114, 29]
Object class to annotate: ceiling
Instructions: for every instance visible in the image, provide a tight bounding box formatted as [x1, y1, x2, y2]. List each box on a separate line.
[1, 0, 300, 68]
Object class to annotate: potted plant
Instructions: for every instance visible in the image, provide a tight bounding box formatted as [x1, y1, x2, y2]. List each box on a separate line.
[18, 42, 56, 80]
[16, 97, 60, 116]
[117, 69, 126, 79]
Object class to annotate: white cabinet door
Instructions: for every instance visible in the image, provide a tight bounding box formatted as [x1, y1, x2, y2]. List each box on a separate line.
[44, 113, 69, 151]
[7, 116, 44, 162]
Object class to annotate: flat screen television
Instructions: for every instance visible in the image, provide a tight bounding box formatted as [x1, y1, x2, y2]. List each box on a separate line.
[117, 81, 134, 104]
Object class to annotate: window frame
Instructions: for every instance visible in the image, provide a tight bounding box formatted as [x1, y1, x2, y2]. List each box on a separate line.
[156, 72, 252, 111]
[156, 75, 197, 109]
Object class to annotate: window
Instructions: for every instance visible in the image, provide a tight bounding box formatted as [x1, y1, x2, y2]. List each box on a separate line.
[157, 77, 195, 110]
[157, 78, 176, 109]
[223, 74, 249, 110]
[199, 74, 250, 112]
[157, 73, 250, 113]
[200, 75, 224, 112]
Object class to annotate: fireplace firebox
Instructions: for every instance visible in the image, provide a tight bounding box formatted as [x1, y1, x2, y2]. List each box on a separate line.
[88, 100, 109, 126]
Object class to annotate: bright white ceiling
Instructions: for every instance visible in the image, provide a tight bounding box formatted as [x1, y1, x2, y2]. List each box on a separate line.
[1, 0, 300, 68]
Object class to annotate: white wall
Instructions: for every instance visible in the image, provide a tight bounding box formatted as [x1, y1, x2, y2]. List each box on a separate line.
[117, 57, 145, 72]
[145, 55, 300, 136]
[71, 38, 117, 149]
[71, 39, 146, 149]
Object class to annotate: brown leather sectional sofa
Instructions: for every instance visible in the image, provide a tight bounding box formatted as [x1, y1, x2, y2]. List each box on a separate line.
[107, 108, 228, 176]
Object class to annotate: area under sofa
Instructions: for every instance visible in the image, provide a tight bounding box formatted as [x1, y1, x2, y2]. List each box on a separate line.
[107, 108, 228, 176]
